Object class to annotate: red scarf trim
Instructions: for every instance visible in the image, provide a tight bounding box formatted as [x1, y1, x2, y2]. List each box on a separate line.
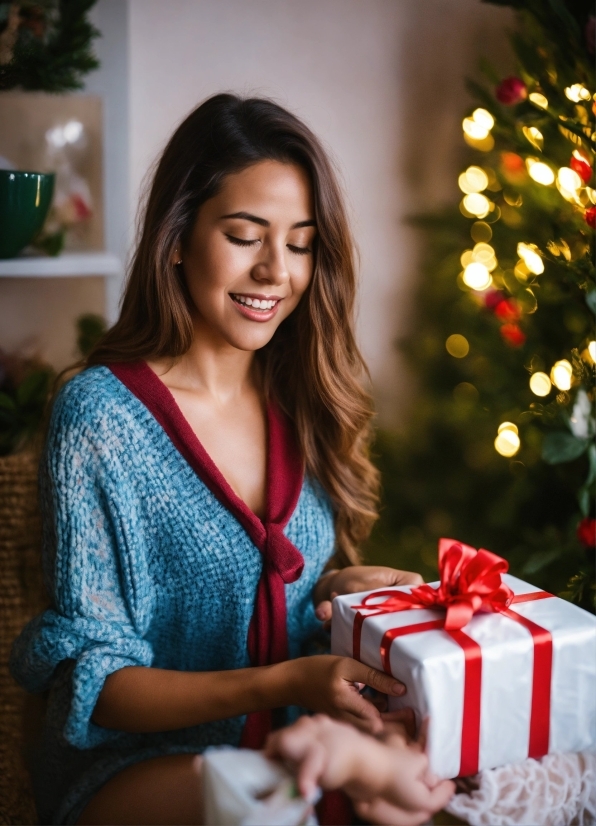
[108, 361, 305, 747]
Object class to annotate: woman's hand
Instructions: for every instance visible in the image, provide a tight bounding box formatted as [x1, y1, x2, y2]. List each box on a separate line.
[266, 714, 455, 825]
[283, 655, 406, 734]
[314, 566, 424, 625]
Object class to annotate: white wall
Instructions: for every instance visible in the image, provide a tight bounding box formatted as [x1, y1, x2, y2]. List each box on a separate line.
[127, 0, 512, 423]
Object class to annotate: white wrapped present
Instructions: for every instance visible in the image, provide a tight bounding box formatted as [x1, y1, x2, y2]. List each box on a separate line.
[202, 747, 318, 826]
[331, 539, 596, 780]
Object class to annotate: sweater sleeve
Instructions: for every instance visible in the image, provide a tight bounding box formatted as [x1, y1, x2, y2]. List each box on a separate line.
[10, 376, 155, 749]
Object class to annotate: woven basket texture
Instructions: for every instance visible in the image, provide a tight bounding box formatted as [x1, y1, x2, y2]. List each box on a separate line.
[0, 451, 48, 825]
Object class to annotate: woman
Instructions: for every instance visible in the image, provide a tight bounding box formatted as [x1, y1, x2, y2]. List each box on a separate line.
[11, 94, 425, 825]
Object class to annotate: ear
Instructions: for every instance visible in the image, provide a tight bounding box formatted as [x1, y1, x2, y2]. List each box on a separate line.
[171, 247, 182, 267]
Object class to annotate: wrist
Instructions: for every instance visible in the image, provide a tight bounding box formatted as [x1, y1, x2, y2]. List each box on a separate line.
[255, 658, 301, 710]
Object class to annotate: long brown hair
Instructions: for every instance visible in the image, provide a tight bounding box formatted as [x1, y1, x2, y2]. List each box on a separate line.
[88, 94, 379, 566]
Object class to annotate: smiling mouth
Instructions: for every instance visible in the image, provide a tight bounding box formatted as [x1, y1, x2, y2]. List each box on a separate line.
[230, 294, 282, 312]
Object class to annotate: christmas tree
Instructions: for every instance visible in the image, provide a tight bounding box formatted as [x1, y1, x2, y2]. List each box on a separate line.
[366, 0, 595, 612]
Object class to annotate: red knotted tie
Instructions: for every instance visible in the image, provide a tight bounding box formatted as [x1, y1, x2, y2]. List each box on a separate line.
[109, 362, 305, 749]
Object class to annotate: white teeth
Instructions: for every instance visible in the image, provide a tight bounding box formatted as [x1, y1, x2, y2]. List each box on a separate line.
[233, 295, 278, 311]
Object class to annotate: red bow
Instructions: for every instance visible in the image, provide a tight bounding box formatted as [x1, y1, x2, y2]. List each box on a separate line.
[352, 538, 514, 630]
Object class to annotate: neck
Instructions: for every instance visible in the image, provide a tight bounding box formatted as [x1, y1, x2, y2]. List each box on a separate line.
[152, 319, 257, 405]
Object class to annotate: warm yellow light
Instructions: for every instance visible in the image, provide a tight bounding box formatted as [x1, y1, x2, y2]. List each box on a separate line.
[527, 161, 555, 185]
[550, 360, 573, 391]
[446, 334, 470, 358]
[517, 243, 544, 275]
[558, 167, 582, 191]
[523, 126, 544, 151]
[463, 118, 489, 140]
[460, 250, 474, 267]
[494, 428, 520, 457]
[514, 260, 531, 282]
[473, 108, 495, 130]
[458, 166, 489, 194]
[471, 221, 492, 242]
[529, 372, 552, 397]
[462, 193, 491, 218]
[564, 84, 591, 103]
[463, 262, 492, 290]
[498, 422, 518, 435]
[589, 341, 596, 362]
[529, 92, 548, 109]
[472, 242, 495, 263]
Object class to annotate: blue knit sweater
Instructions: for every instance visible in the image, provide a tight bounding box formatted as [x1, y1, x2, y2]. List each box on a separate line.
[10, 366, 335, 824]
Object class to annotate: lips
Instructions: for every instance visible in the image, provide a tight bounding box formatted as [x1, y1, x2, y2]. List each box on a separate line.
[230, 293, 283, 322]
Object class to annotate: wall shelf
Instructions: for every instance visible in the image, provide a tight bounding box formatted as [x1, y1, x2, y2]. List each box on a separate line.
[0, 251, 123, 278]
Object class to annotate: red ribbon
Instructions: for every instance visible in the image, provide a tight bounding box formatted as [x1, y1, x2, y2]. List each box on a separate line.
[351, 539, 554, 776]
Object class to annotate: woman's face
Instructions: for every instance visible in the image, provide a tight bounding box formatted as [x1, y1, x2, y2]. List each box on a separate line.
[181, 159, 316, 352]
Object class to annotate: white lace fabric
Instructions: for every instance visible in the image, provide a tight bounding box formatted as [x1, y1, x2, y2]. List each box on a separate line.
[445, 752, 596, 826]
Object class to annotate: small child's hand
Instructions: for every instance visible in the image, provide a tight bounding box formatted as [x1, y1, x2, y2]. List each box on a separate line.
[265, 714, 455, 826]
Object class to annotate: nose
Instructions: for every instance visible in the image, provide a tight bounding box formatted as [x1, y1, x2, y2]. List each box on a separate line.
[251, 240, 289, 285]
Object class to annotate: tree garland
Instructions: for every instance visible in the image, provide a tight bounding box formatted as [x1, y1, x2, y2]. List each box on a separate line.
[0, 0, 99, 92]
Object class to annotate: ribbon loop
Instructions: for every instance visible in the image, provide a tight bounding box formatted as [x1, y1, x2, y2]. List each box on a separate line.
[352, 538, 514, 630]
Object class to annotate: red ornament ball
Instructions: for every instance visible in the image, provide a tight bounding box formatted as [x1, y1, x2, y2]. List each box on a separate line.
[494, 299, 521, 322]
[570, 153, 592, 183]
[586, 206, 596, 229]
[496, 77, 528, 105]
[577, 517, 596, 548]
[500, 323, 526, 347]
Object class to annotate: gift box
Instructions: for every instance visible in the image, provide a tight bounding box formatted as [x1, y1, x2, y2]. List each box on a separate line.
[331, 539, 596, 780]
[202, 747, 318, 825]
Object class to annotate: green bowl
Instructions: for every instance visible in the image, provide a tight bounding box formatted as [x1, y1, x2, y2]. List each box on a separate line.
[0, 169, 55, 259]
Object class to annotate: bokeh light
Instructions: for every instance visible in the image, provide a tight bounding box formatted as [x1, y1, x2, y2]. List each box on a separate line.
[463, 262, 492, 290]
[471, 221, 492, 242]
[589, 341, 596, 362]
[472, 108, 495, 130]
[458, 166, 489, 194]
[517, 243, 544, 275]
[550, 360, 573, 391]
[526, 159, 555, 185]
[564, 84, 591, 102]
[446, 334, 470, 358]
[529, 92, 548, 109]
[463, 118, 489, 140]
[529, 372, 552, 396]
[462, 193, 491, 218]
[494, 425, 520, 457]
[522, 126, 543, 150]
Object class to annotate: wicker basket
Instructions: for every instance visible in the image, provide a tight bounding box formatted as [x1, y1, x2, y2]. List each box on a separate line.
[0, 451, 48, 825]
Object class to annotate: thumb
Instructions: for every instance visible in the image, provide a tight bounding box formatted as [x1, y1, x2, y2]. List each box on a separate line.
[349, 661, 406, 697]
[315, 599, 332, 622]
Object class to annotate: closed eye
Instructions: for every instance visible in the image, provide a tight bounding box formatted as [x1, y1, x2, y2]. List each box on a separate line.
[287, 245, 311, 255]
[225, 234, 259, 247]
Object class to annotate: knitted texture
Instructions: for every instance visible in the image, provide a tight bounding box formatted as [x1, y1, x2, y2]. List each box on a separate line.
[9, 367, 335, 824]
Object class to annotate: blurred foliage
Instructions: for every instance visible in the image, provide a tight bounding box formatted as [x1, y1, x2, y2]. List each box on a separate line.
[0, 312, 105, 456]
[76, 312, 105, 357]
[364, 0, 595, 613]
[0, 0, 99, 92]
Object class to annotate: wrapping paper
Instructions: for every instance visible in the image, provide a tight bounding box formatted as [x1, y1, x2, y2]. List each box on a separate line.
[202, 747, 318, 825]
[331, 574, 596, 779]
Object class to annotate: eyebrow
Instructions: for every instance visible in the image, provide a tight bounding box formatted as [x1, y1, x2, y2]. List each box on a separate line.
[220, 211, 316, 229]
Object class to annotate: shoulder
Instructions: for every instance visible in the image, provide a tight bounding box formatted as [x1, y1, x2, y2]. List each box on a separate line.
[47, 365, 151, 460]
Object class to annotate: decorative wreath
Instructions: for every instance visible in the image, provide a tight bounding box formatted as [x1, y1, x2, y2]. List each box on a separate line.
[0, 0, 99, 92]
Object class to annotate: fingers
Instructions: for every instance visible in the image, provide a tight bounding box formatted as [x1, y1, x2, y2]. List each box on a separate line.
[427, 779, 456, 811]
[295, 739, 327, 800]
[354, 798, 431, 826]
[349, 662, 406, 697]
[380, 707, 417, 740]
[314, 600, 332, 622]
